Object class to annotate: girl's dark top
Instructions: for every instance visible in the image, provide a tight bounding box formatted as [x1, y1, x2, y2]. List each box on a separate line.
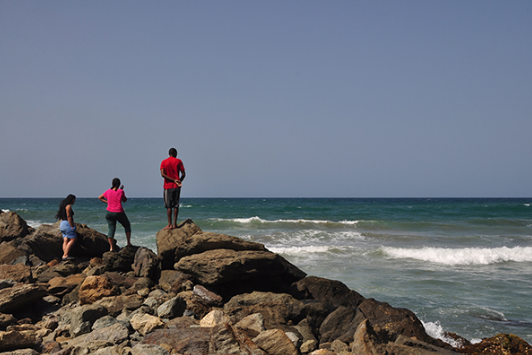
[58, 206, 74, 221]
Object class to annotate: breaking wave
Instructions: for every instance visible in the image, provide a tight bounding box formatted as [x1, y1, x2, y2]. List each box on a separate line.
[381, 246, 532, 265]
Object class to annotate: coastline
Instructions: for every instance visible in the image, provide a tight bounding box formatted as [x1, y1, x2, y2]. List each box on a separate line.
[0, 209, 531, 354]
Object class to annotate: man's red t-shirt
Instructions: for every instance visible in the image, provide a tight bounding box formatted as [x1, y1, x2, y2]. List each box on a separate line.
[160, 157, 185, 189]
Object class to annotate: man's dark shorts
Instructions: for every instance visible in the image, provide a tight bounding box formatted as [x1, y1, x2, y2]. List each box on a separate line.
[164, 187, 181, 209]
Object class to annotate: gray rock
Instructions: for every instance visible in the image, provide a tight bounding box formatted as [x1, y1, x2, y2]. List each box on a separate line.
[131, 344, 170, 355]
[69, 304, 109, 337]
[157, 296, 186, 319]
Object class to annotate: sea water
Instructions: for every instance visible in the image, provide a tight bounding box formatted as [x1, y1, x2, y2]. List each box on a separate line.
[2, 197, 532, 345]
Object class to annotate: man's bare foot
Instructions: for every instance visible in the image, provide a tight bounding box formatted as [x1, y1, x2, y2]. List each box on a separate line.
[163, 225, 173, 230]
[172, 224, 178, 229]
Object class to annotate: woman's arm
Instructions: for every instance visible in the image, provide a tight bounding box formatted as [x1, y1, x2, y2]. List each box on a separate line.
[66, 204, 75, 228]
[98, 193, 108, 204]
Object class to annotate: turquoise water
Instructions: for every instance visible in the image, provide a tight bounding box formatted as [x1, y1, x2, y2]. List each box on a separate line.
[2, 197, 532, 344]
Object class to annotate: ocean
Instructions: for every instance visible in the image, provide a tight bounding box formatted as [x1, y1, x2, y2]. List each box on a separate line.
[2, 197, 531, 345]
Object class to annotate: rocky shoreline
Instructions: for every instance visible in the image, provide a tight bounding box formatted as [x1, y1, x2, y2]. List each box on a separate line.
[0, 210, 530, 355]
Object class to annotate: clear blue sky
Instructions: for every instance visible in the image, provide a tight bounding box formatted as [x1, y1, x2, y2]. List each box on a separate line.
[1, 1, 531, 198]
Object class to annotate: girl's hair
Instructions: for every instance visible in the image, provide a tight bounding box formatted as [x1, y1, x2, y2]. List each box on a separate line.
[55, 194, 76, 220]
[112, 178, 121, 189]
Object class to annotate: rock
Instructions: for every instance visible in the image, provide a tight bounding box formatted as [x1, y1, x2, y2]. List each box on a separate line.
[36, 263, 82, 283]
[0, 330, 37, 352]
[102, 246, 138, 273]
[156, 296, 186, 319]
[130, 313, 164, 336]
[21, 222, 109, 262]
[193, 284, 223, 307]
[291, 275, 365, 309]
[0, 211, 33, 243]
[358, 298, 435, 345]
[235, 313, 266, 338]
[199, 309, 231, 327]
[458, 333, 532, 355]
[224, 291, 305, 329]
[69, 304, 109, 337]
[295, 318, 318, 351]
[0, 284, 47, 314]
[102, 271, 138, 290]
[47, 274, 86, 297]
[0, 348, 40, 355]
[79, 276, 119, 305]
[0, 265, 32, 283]
[94, 294, 145, 316]
[142, 327, 212, 355]
[0, 241, 27, 265]
[253, 328, 299, 355]
[156, 219, 202, 269]
[131, 344, 170, 355]
[174, 291, 212, 320]
[156, 219, 266, 269]
[319, 305, 365, 343]
[133, 247, 161, 280]
[175, 249, 306, 299]
[84, 322, 129, 343]
[0, 313, 17, 330]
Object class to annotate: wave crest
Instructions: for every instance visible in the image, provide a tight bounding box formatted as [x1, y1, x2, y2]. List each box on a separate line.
[381, 246, 532, 265]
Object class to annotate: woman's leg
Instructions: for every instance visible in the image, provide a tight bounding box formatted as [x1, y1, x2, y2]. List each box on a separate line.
[117, 212, 133, 247]
[106, 212, 118, 251]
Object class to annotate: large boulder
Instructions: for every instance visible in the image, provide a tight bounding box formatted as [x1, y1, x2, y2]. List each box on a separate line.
[133, 247, 161, 280]
[224, 291, 306, 329]
[175, 249, 306, 299]
[79, 275, 119, 305]
[0, 284, 47, 314]
[0, 264, 32, 283]
[291, 276, 365, 310]
[0, 241, 28, 265]
[21, 222, 110, 262]
[156, 219, 266, 269]
[0, 211, 33, 243]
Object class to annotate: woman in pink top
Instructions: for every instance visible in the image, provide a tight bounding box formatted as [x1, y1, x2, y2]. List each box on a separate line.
[98, 178, 132, 251]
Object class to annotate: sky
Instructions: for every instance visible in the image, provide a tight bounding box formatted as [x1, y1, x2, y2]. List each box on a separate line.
[1, 1, 531, 198]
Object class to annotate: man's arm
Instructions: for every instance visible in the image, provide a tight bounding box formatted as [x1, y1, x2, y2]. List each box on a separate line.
[161, 168, 183, 187]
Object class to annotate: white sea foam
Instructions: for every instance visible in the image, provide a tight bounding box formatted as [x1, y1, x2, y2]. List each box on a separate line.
[211, 216, 359, 225]
[268, 245, 333, 255]
[381, 246, 532, 265]
[422, 321, 461, 348]
[1, 209, 9, 213]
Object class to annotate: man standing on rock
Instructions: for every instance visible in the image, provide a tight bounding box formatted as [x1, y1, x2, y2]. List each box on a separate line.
[160, 147, 186, 230]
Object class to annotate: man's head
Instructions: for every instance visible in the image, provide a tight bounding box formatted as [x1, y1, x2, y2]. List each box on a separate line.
[169, 148, 177, 157]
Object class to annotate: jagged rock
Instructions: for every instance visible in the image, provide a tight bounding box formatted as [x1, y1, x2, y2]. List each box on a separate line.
[0, 284, 47, 314]
[0, 211, 33, 243]
[0, 241, 27, 265]
[0, 348, 40, 355]
[0, 313, 17, 330]
[175, 290, 212, 319]
[102, 271, 138, 290]
[36, 263, 82, 283]
[156, 219, 266, 269]
[94, 294, 145, 316]
[130, 313, 164, 336]
[156, 296, 186, 319]
[224, 291, 305, 329]
[79, 275, 119, 305]
[358, 298, 436, 345]
[0, 265, 32, 283]
[210, 322, 268, 355]
[193, 285, 223, 307]
[295, 318, 318, 351]
[83, 322, 129, 343]
[175, 249, 306, 299]
[458, 333, 532, 355]
[102, 246, 138, 273]
[47, 274, 86, 297]
[319, 305, 365, 343]
[0, 330, 37, 352]
[291, 275, 365, 309]
[253, 328, 299, 355]
[131, 344, 170, 355]
[143, 327, 211, 355]
[133, 247, 161, 280]
[199, 309, 231, 327]
[235, 313, 266, 338]
[69, 304, 109, 337]
[0, 280, 16, 290]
